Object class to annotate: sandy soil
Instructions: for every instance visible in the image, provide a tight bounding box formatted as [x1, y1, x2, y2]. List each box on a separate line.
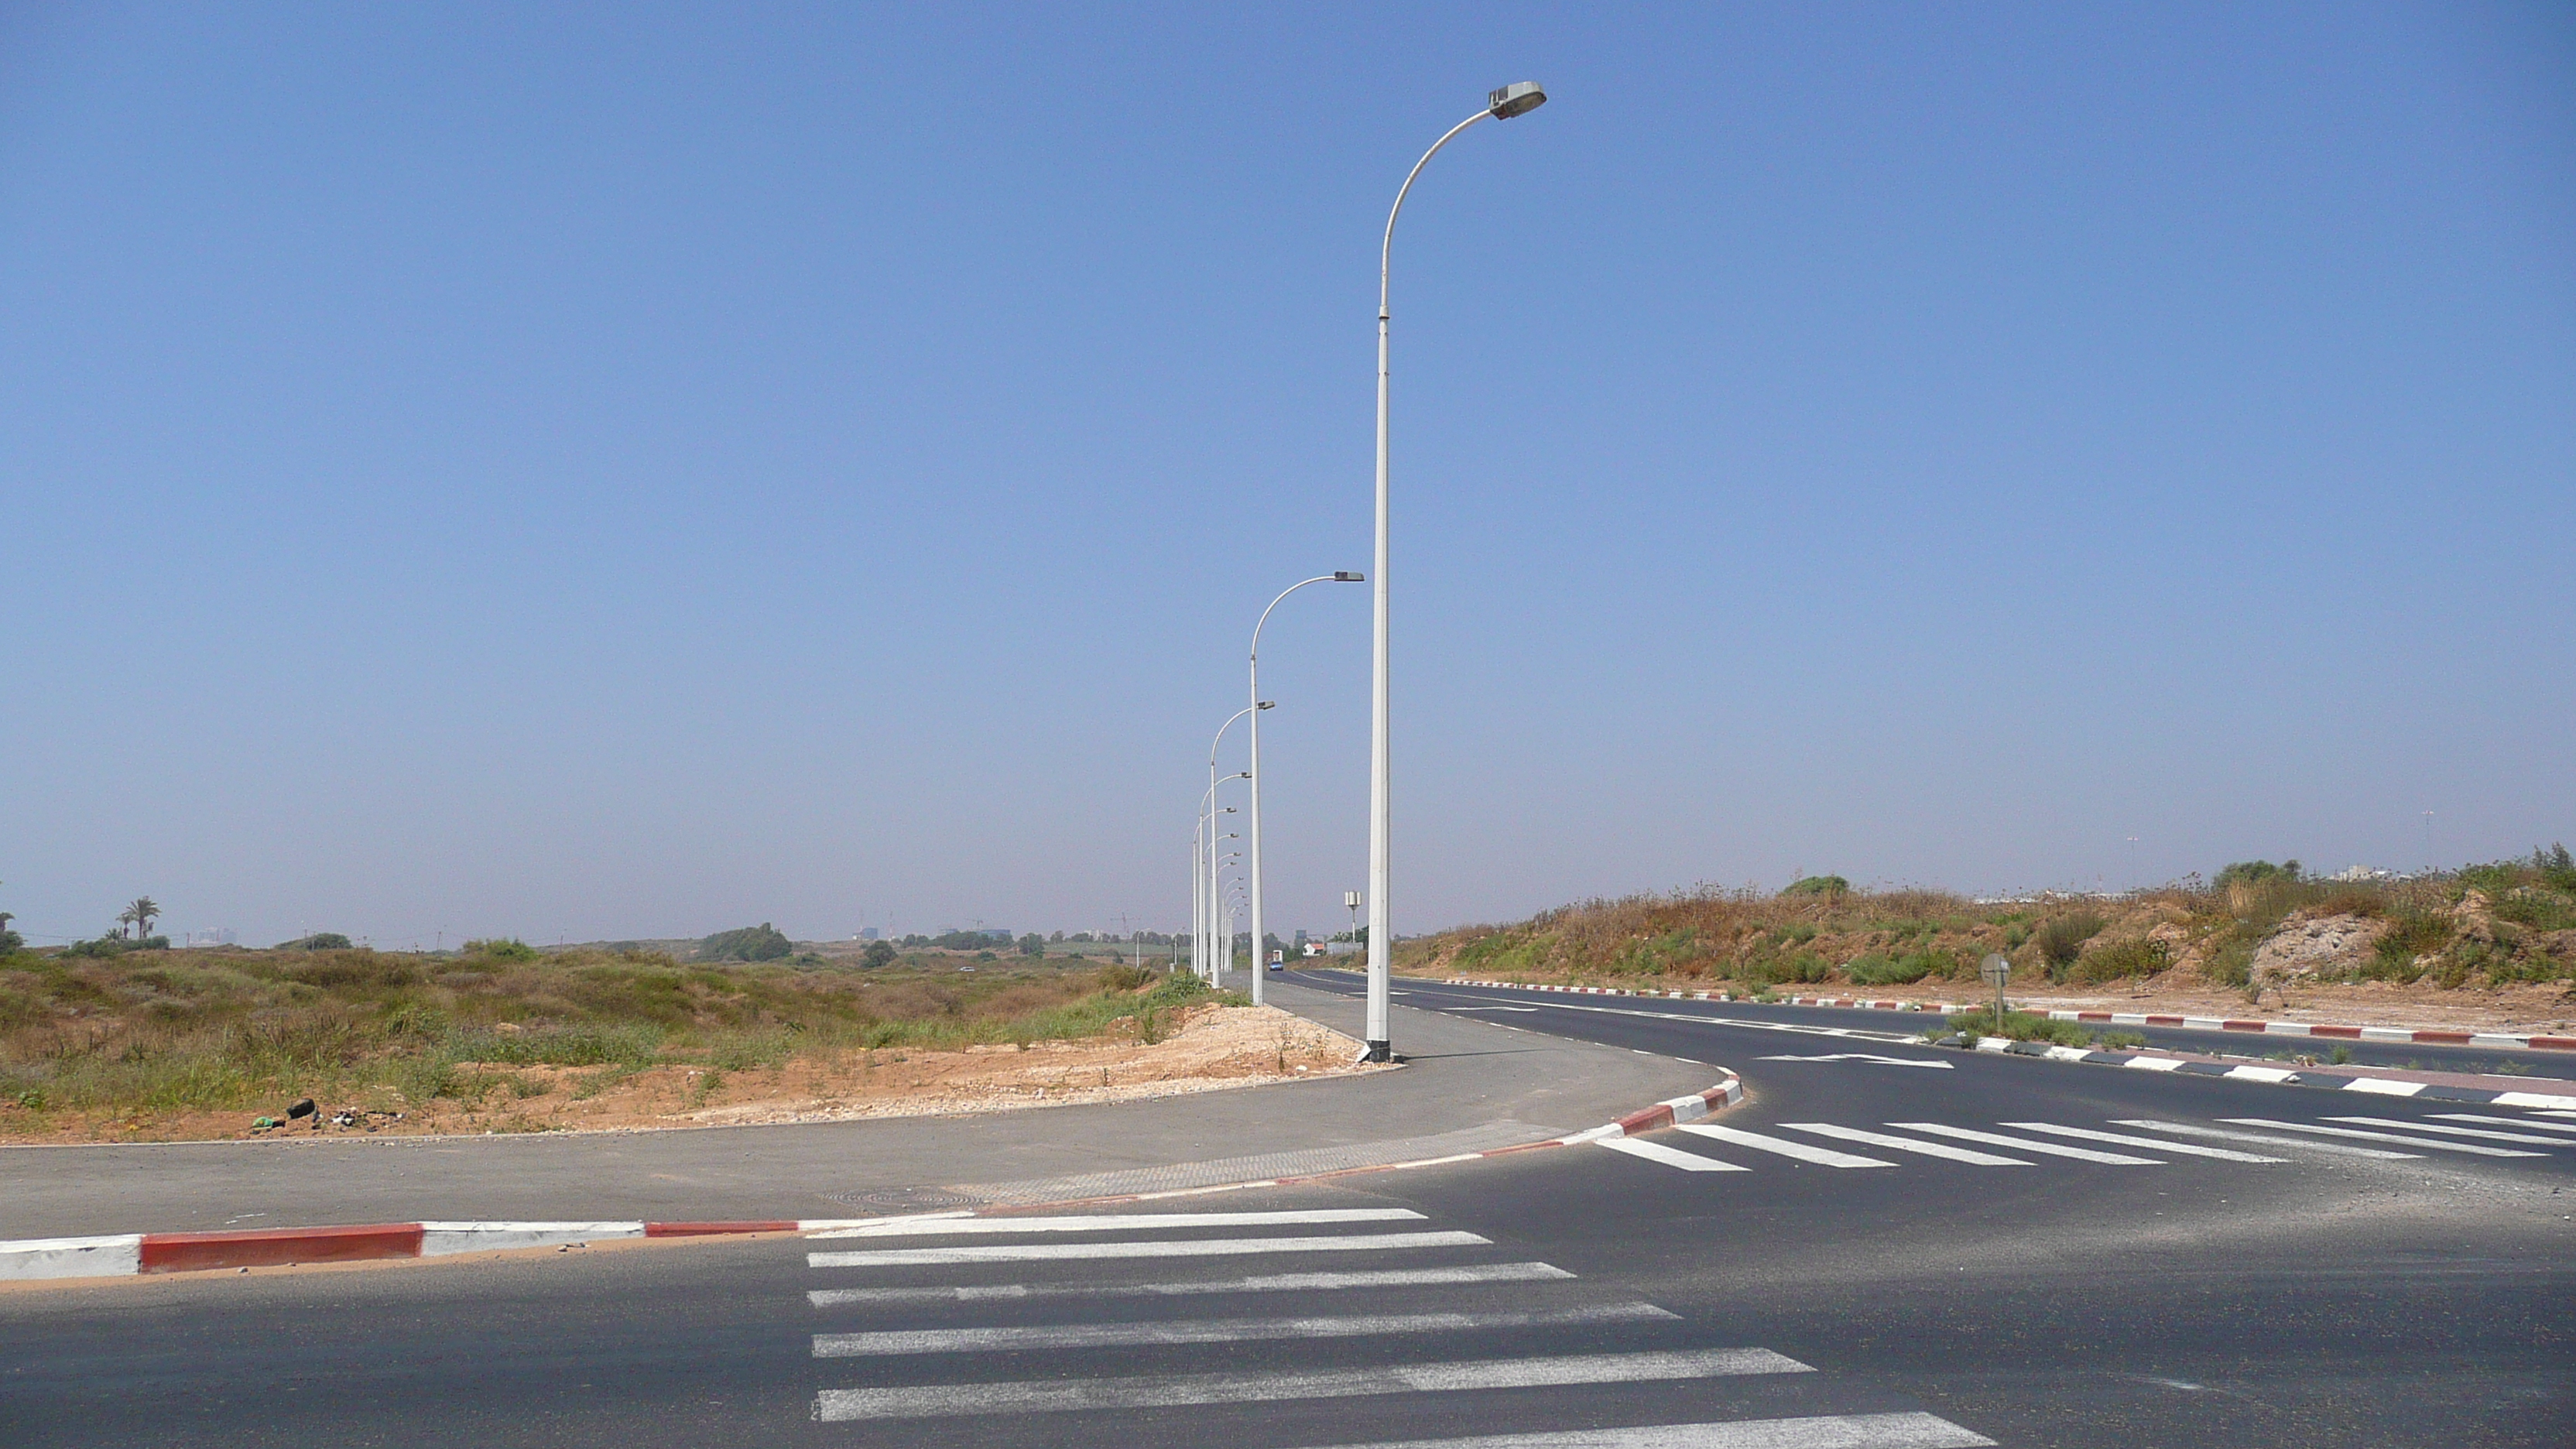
[1430, 970, 2576, 1037]
[0, 1004, 1380, 1146]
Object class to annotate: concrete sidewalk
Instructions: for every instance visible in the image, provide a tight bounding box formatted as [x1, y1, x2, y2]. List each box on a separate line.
[0, 980, 1714, 1238]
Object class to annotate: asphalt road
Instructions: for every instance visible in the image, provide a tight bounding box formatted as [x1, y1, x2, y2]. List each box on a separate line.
[8, 975, 2572, 1447]
[1291, 968, 2576, 1081]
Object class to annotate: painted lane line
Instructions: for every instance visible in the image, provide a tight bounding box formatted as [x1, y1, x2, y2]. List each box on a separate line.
[2110, 1120, 2422, 1160]
[1776, 1123, 2029, 1166]
[805, 1208, 1421, 1240]
[809, 1261, 1576, 1307]
[1887, 1124, 2161, 1165]
[2320, 1116, 2570, 1146]
[2218, 1119, 2547, 1157]
[1999, 1123, 2287, 1163]
[1755, 1054, 1953, 1069]
[2430, 1113, 2576, 1136]
[808, 1229, 1489, 1268]
[1674, 1122, 1896, 1168]
[813, 1348, 1815, 1421]
[1273, 1413, 1995, 1449]
[813, 1302, 1678, 1357]
[1597, 1137, 1751, 1172]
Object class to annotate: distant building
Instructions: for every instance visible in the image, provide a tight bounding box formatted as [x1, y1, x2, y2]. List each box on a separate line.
[185, 929, 236, 947]
[858, 927, 880, 940]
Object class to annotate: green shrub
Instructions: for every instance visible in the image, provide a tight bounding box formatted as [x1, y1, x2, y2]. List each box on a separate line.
[695, 924, 792, 963]
[277, 933, 354, 951]
[2364, 911, 2451, 981]
[462, 938, 542, 964]
[2036, 912, 2108, 977]
[1779, 875, 1850, 899]
[2215, 860, 2302, 890]
[2065, 937, 2170, 985]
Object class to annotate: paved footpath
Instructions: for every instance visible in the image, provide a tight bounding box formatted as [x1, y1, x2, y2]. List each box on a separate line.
[0, 981, 1713, 1240]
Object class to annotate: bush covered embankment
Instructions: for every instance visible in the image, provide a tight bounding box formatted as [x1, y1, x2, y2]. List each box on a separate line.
[1400, 852, 2576, 1000]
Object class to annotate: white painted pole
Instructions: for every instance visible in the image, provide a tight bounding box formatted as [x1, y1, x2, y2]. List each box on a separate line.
[1245, 574, 1364, 1008]
[1368, 93, 1544, 1060]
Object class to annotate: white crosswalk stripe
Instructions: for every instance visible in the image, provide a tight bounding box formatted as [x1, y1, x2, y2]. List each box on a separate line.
[1598, 1136, 1752, 1171]
[2321, 1116, 2571, 1146]
[1675, 1122, 1896, 1168]
[808, 1208, 1421, 1239]
[813, 1302, 1678, 1357]
[1279, 1416, 1996, 1448]
[1886, 1123, 2162, 1164]
[2112, 1119, 2422, 1159]
[797, 1199, 1992, 1444]
[810, 1261, 1574, 1307]
[809, 1230, 1487, 1268]
[1776, 1123, 2029, 1166]
[2221, 1118, 2548, 1157]
[2431, 1112, 2576, 1136]
[815, 1348, 1815, 1420]
[1999, 1122, 2287, 1162]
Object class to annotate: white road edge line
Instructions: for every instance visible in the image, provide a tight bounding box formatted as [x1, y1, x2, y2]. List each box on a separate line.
[813, 1348, 1814, 1420]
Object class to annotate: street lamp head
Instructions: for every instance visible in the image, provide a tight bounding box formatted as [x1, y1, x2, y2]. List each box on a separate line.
[1487, 81, 1547, 120]
[1334, 570, 1365, 582]
[1256, 701, 1276, 711]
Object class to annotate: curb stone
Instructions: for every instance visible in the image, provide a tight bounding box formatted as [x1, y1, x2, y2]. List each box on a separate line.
[1932, 1035, 2576, 1109]
[0, 1074, 1745, 1284]
[1437, 978, 2576, 1053]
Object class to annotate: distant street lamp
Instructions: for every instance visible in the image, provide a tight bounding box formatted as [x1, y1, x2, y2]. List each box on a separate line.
[1245, 572, 1365, 1005]
[1362, 82, 1548, 1060]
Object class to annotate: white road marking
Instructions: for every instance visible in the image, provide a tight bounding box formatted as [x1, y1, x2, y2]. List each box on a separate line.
[809, 1261, 1576, 1307]
[1999, 1122, 2287, 1163]
[1776, 1124, 2028, 1166]
[2111, 1120, 2422, 1160]
[1598, 1137, 1750, 1172]
[2219, 1119, 2546, 1157]
[1755, 1054, 1953, 1069]
[1888, 1123, 2161, 1165]
[813, 1348, 1814, 1420]
[2430, 1113, 2576, 1136]
[1273, 1413, 1995, 1449]
[809, 1230, 1489, 1268]
[807, 1208, 1420, 1239]
[813, 1302, 1677, 1357]
[1676, 1123, 1896, 1168]
[2321, 1116, 2570, 1146]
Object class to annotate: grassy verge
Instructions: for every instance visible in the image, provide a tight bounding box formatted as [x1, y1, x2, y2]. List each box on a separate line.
[0, 944, 1233, 1127]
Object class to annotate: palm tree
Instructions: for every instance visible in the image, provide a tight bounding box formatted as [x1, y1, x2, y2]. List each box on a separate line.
[127, 896, 159, 941]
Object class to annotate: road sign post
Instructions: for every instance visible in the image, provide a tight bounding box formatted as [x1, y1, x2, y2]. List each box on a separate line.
[1979, 953, 2011, 1031]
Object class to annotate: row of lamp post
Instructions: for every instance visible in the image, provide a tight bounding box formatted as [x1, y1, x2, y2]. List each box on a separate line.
[1187, 81, 1547, 1057]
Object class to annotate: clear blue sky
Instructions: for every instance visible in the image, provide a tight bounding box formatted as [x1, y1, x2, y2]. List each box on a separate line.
[3, 3, 2569, 949]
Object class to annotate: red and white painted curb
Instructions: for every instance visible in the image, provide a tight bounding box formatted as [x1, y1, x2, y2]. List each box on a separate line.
[1440, 978, 2576, 1052]
[0, 1075, 1748, 1283]
[0, 1218, 848, 1283]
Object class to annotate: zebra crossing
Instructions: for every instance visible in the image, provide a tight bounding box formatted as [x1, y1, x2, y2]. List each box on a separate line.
[1589, 1108, 2576, 1175]
[799, 1204, 1994, 1447]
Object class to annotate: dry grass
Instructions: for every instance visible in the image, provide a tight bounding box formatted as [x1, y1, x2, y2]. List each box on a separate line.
[0, 944, 1225, 1133]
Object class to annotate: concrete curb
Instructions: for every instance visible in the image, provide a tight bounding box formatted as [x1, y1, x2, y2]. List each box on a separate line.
[0, 1074, 1745, 1284]
[1936, 1035, 2576, 1109]
[1438, 978, 2576, 1052]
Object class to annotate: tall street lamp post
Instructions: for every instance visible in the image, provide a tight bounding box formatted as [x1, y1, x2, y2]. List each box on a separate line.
[1364, 81, 1548, 1061]
[1247, 572, 1365, 1005]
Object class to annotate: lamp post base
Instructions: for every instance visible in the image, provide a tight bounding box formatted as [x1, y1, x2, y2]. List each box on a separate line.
[1364, 1040, 1392, 1063]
